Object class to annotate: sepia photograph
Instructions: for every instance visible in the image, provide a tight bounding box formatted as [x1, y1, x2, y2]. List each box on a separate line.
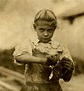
[0, 0, 84, 91]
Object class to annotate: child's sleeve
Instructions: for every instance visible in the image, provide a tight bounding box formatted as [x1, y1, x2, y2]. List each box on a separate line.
[13, 39, 32, 65]
[59, 44, 73, 62]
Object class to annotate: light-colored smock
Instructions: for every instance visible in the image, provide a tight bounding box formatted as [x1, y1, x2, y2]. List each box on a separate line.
[13, 38, 73, 91]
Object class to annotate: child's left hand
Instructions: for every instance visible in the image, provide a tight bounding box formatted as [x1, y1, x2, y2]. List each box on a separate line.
[46, 54, 60, 65]
[46, 55, 57, 65]
[61, 57, 74, 71]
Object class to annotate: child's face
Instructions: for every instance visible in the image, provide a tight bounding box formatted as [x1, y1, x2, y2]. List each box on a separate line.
[34, 21, 55, 43]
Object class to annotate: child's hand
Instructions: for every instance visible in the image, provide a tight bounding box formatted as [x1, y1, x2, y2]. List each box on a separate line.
[61, 57, 74, 71]
[46, 54, 60, 65]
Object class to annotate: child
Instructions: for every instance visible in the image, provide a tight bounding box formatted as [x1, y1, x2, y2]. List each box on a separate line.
[13, 9, 74, 91]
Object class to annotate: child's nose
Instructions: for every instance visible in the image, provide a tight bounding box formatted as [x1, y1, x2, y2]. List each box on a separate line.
[44, 31, 48, 36]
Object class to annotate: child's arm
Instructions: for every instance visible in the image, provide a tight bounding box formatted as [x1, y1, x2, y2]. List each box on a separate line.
[13, 40, 49, 65]
[15, 53, 47, 64]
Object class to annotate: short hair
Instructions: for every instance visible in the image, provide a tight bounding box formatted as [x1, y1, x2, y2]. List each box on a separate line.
[34, 9, 57, 29]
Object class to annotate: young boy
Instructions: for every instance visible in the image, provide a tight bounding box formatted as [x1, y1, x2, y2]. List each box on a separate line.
[13, 9, 74, 91]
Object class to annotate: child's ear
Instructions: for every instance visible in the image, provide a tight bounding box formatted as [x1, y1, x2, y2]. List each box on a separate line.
[33, 24, 36, 29]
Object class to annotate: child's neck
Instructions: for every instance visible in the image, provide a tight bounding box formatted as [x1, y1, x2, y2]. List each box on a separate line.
[39, 40, 51, 43]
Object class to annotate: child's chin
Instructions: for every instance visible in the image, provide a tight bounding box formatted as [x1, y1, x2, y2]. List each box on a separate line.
[41, 39, 50, 43]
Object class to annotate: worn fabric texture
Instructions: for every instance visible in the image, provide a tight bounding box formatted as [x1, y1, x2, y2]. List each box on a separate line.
[13, 38, 73, 91]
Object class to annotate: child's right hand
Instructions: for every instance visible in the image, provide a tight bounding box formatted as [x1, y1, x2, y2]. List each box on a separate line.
[61, 57, 74, 71]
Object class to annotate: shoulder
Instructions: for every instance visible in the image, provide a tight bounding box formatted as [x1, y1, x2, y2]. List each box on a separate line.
[51, 40, 69, 52]
[51, 40, 65, 49]
[13, 38, 32, 56]
[51, 40, 60, 48]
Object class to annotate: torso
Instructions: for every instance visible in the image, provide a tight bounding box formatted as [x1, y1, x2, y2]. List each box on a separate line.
[25, 41, 62, 83]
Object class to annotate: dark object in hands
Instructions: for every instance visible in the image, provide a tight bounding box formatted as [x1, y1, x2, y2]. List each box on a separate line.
[53, 63, 63, 80]
[60, 57, 74, 81]
[52, 57, 74, 81]
[46, 54, 60, 65]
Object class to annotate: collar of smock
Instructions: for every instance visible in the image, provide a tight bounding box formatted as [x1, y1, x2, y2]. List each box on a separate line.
[31, 38, 60, 49]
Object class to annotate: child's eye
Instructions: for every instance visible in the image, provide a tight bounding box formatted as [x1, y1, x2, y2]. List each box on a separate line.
[39, 28, 45, 32]
[47, 29, 53, 32]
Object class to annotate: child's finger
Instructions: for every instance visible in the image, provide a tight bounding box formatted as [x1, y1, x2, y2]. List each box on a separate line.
[63, 64, 71, 67]
[62, 57, 70, 60]
[62, 63, 71, 67]
[63, 65, 71, 70]
[63, 64, 72, 70]
[61, 60, 72, 64]
[61, 61, 71, 66]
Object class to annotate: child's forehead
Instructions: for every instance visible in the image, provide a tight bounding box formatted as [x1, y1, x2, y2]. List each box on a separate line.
[37, 25, 54, 29]
[36, 20, 55, 27]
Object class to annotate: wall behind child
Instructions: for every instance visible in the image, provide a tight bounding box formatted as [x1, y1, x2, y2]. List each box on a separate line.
[0, 0, 84, 62]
